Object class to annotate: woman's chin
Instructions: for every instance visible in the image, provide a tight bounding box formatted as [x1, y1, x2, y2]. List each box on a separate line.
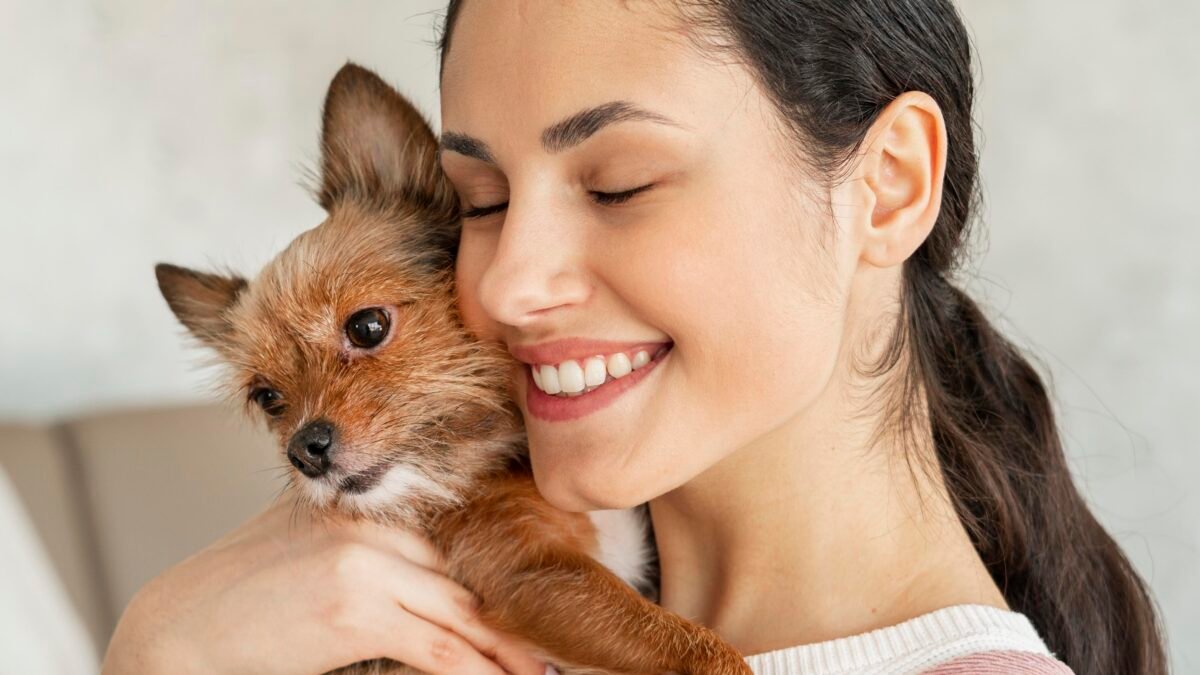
[527, 442, 653, 512]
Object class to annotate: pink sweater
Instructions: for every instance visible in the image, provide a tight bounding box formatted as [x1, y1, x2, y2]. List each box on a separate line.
[924, 650, 1074, 673]
[743, 604, 1074, 674]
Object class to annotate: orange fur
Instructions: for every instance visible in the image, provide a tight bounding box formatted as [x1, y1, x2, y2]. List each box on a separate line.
[155, 63, 749, 675]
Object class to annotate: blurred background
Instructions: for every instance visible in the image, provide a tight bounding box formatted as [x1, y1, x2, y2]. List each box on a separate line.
[0, 0, 1196, 671]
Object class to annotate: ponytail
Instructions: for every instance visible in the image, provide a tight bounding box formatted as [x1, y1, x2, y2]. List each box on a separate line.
[904, 264, 1166, 673]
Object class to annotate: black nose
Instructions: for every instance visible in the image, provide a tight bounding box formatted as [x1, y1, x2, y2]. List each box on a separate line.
[287, 420, 335, 478]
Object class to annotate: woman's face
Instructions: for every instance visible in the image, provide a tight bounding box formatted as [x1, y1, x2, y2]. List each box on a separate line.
[440, 1, 857, 511]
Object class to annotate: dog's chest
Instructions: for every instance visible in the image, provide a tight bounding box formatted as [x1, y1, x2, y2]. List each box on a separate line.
[586, 506, 657, 598]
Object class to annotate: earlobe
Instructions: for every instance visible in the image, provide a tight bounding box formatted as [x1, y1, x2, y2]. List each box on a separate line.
[858, 92, 947, 269]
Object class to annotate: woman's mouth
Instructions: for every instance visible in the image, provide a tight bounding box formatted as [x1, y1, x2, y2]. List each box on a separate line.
[524, 343, 672, 422]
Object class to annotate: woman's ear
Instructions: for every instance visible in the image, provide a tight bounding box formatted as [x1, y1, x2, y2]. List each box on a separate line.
[847, 91, 948, 269]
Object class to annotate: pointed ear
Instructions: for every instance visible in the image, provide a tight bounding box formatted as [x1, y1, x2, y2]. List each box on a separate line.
[155, 263, 246, 346]
[317, 62, 456, 217]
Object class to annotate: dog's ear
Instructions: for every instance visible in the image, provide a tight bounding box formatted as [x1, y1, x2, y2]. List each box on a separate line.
[317, 62, 456, 218]
[155, 263, 246, 346]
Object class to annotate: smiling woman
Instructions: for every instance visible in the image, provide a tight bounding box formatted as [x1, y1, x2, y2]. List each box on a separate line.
[437, 1, 1167, 674]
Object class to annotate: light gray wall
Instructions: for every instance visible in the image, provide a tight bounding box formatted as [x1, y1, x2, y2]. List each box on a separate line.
[963, 2, 1199, 670]
[0, 0, 1195, 669]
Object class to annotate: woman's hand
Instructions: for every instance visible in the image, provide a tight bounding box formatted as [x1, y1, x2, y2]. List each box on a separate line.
[102, 494, 547, 675]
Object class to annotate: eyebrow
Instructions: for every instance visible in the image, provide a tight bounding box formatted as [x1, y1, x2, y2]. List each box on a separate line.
[439, 100, 681, 163]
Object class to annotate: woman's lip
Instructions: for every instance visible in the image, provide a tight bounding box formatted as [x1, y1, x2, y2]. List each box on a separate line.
[524, 345, 672, 423]
[510, 338, 672, 366]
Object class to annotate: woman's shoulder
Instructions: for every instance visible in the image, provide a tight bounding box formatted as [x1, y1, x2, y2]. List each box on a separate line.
[744, 604, 1073, 675]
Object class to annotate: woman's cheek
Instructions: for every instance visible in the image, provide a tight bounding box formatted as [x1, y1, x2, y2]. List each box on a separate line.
[454, 229, 501, 342]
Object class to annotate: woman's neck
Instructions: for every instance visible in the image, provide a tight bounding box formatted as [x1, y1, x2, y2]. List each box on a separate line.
[648, 350, 1007, 656]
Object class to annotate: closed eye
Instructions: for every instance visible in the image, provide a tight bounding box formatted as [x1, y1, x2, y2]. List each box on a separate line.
[461, 184, 655, 219]
[462, 202, 507, 219]
[591, 184, 654, 206]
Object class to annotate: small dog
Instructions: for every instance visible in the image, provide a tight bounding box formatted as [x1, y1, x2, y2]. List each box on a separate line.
[155, 63, 749, 675]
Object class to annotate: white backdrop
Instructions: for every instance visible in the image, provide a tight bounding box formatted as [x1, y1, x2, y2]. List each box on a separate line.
[0, 0, 1196, 669]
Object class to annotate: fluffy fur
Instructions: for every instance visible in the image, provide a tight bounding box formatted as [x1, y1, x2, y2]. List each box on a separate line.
[155, 63, 748, 675]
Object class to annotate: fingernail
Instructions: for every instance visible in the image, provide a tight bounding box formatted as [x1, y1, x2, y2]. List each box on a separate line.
[544, 666, 560, 675]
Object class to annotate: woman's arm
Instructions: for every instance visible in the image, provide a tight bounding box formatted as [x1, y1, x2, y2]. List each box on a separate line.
[102, 495, 546, 675]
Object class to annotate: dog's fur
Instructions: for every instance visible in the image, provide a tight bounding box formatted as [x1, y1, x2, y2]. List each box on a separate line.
[155, 63, 749, 675]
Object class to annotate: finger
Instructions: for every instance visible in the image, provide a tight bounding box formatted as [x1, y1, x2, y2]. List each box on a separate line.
[482, 635, 548, 675]
[385, 557, 545, 675]
[375, 607, 508, 675]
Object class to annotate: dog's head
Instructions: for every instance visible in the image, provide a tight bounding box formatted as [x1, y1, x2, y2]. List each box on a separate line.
[156, 64, 520, 520]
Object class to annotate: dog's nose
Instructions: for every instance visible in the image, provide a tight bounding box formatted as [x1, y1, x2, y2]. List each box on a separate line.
[287, 420, 335, 478]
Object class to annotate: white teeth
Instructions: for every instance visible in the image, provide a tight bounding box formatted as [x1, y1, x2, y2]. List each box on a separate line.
[606, 352, 632, 378]
[529, 347, 668, 398]
[558, 360, 585, 394]
[583, 357, 608, 386]
[538, 364, 561, 394]
[632, 350, 650, 369]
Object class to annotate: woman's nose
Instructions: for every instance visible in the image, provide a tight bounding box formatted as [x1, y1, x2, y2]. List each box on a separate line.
[475, 201, 591, 329]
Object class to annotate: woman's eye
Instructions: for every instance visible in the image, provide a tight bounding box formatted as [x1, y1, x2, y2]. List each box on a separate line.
[250, 387, 286, 417]
[462, 202, 507, 219]
[461, 184, 655, 219]
[590, 184, 654, 206]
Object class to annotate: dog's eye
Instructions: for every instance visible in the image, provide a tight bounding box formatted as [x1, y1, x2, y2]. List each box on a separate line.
[250, 387, 286, 417]
[346, 308, 391, 349]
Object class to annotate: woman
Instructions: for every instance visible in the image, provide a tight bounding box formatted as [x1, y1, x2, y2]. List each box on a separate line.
[105, 1, 1167, 673]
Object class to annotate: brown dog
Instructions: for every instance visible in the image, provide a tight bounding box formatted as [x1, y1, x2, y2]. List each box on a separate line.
[155, 63, 749, 675]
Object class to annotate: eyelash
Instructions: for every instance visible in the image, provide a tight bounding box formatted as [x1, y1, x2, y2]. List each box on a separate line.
[461, 184, 654, 220]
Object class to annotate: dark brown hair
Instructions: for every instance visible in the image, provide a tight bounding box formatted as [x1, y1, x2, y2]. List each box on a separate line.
[436, 2, 1167, 673]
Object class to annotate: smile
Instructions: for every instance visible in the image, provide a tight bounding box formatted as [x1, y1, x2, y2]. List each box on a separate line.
[529, 345, 670, 396]
[525, 343, 673, 422]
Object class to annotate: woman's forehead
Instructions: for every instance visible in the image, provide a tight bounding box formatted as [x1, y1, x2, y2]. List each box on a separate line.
[438, 1, 729, 141]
